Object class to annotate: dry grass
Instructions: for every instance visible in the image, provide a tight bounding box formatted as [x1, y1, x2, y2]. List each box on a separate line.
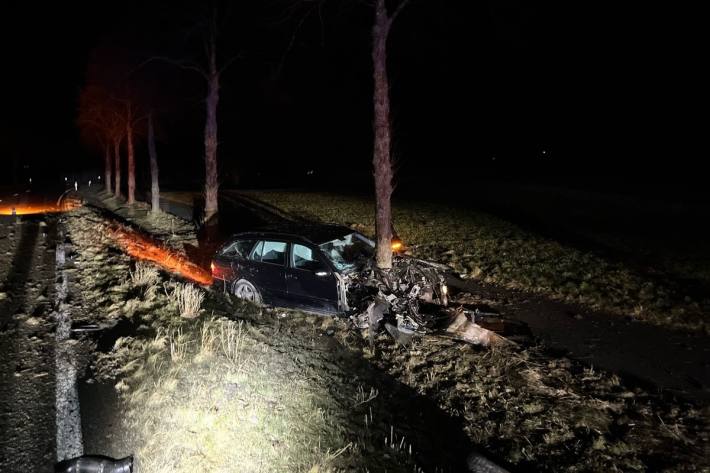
[110, 318, 355, 473]
[129, 261, 160, 287]
[170, 282, 205, 319]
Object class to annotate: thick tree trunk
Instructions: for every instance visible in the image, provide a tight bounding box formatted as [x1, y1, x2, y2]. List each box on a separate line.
[104, 144, 112, 194]
[126, 119, 135, 205]
[113, 137, 122, 198]
[372, 0, 394, 270]
[203, 68, 220, 224]
[148, 113, 160, 214]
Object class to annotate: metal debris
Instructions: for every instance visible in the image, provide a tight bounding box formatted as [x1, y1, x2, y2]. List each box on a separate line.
[345, 256, 523, 347]
[55, 455, 133, 473]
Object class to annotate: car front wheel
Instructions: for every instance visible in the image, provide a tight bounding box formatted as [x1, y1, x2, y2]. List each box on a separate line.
[232, 279, 262, 304]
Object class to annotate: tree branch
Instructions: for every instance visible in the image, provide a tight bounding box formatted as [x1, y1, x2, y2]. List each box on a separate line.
[389, 0, 412, 25]
[218, 52, 243, 75]
[275, 6, 314, 79]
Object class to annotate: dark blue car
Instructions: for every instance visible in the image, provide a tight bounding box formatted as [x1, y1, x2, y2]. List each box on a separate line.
[211, 224, 375, 314]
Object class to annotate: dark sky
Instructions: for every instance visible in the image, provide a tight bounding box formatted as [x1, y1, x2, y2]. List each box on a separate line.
[1, 0, 702, 192]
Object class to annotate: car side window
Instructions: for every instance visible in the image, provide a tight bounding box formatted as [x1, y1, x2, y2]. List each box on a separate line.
[222, 240, 255, 258]
[292, 244, 327, 272]
[260, 241, 288, 265]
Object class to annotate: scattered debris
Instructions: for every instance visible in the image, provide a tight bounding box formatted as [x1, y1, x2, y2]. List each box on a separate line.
[346, 256, 525, 347]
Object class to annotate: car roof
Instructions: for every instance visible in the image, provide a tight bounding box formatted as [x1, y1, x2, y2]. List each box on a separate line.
[230, 223, 358, 246]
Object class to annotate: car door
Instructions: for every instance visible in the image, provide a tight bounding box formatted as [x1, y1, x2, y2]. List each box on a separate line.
[239, 240, 288, 305]
[285, 243, 338, 313]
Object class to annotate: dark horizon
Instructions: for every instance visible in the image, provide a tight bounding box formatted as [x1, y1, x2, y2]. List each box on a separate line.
[1, 1, 703, 194]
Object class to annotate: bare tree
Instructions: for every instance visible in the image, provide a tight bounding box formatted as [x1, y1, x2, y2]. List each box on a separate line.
[147, 6, 237, 224]
[124, 103, 137, 204]
[113, 132, 123, 198]
[203, 10, 221, 223]
[148, 112, 160, 213]
[372, 0, 411, 269]
[78, 85, 124, 195]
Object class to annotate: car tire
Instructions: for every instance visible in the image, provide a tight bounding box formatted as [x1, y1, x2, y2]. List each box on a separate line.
[232, 279, 262, 304]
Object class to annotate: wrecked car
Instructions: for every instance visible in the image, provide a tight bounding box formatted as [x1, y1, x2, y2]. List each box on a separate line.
[211, 224, 519, 347]
[210, 224, 448, 316]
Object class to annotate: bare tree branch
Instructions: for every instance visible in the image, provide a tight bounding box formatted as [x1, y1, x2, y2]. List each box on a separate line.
[389, 0, 412, 24]
[218, 52, 243, 75]
[275, 6, 314, 78]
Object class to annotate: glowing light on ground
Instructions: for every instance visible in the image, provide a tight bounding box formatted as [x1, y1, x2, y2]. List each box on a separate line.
[0, 196, 82, 215]
[0, 204, 65, 215]
[107, 224, 213, 286]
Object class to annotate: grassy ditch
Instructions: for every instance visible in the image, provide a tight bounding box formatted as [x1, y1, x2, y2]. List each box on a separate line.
[240, 191, 709, 333]
[63, 205, 709, 472]
[65, 207, 458, 472]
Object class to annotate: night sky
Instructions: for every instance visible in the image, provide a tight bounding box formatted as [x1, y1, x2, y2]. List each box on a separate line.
[1, 0, 702, 195]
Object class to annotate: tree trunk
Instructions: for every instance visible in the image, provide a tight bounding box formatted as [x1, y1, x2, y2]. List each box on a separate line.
[113, 137, 122, 198]
[372, 0, 394, 270]
[148, 113, 160, 214]
[203, 64, 220, 224]
[126, 118, 135, 205]
[104, 144, 112, 194]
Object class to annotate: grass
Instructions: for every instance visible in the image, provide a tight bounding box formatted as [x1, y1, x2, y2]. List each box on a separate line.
[168, 282, 205, 319]
[70, 206, 427, 472]
[67, 201, 709, 472]
[109, 318, 352, 473]
[240, 191, 709, 332]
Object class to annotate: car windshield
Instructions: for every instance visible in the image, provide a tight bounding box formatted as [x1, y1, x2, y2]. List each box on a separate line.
[319, 232, 374, 272]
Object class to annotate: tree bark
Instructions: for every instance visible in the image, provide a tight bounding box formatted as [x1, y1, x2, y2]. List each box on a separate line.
[113, 137, 122, 198]
[203, 44, 220, 224]
[126, 110, 135, 205]
[148, 113, 160, 214]
[104, 144, 113, 194]
[372, 0, 394, 270]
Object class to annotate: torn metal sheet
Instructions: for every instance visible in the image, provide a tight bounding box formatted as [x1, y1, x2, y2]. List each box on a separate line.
[444, 310, 512, 348]
[345, 256, 525, 347]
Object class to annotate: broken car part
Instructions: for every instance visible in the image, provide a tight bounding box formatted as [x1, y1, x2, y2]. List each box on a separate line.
[55, 455, 133, 473]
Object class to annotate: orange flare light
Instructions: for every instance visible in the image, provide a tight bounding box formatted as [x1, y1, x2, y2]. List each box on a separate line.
[391, 239, 403, 252]
[0, 197, 81, 215]
[108, 224, 213, 286]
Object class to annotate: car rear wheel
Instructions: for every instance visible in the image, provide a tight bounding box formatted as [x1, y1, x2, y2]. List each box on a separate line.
[232, 279, 262, 304]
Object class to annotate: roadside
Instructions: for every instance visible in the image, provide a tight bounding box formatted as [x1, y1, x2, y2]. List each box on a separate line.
[0, 214, 59, 471]
[61, 203, 475, 472]
[78, 190, 709, 471]
[200, 190, 709, 405]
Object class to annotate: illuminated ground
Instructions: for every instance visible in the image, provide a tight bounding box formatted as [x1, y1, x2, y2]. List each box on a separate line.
[1, 192, 708, 471]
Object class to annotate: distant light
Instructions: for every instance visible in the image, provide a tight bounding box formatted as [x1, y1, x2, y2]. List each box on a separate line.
[29, 177, 32, 184]
[64, 177, 68, 181]
[98, 176, 101, 180]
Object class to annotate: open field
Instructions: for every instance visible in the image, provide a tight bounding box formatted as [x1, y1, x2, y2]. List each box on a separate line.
[238, 191, 709, 333]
